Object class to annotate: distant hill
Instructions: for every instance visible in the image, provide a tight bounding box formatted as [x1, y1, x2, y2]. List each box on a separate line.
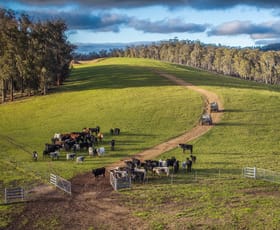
[260, 43, 280, 51]
[74, 41, 154, 54]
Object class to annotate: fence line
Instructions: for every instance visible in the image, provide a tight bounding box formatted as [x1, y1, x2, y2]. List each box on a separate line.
[243, 167, 280, 184]
[50, 174, 71, 195]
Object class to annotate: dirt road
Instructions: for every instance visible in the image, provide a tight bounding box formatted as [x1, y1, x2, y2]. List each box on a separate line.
[6, 72, 223, 230]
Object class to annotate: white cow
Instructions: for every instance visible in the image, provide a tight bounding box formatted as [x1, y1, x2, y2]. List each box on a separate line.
[88, 147, 93, 156]
[97, 147, 105, 156]
[153, 167, 170, 176]
[66, 153, 76, 160]
[76, 156, 85, 163]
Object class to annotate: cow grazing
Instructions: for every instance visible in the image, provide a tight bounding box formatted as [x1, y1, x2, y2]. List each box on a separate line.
[92, 167, 106, 178]
[178, 144, 193, 154]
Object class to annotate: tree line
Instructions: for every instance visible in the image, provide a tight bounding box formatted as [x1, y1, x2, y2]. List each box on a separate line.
[0, 9, 74, 103]
[76, 39, 280, 86]
[119, 39, 280, 85]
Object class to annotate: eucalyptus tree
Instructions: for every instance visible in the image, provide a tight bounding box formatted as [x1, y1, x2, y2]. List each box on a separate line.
[0, 9, 18, 102]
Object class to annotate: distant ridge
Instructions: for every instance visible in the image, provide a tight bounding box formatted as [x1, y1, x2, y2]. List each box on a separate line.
[74, 41, 155, 54]
[260, 43, 280, 51]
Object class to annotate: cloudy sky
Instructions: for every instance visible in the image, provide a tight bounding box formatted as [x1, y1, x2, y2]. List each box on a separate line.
[2, 0, 280, 48]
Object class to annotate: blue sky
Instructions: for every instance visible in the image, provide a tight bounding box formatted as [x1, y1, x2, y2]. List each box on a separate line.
[1, 0, 280, 47]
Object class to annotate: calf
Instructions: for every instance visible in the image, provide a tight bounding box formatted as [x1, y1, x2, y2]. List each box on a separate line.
[92, 167, 106, 178]
[49, 151, 60, 160]
[66, 153, 76, 160]
[76, 156, 85, 163]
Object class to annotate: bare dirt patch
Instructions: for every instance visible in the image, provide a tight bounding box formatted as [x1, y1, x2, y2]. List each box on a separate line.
[5, 72, 223, 230]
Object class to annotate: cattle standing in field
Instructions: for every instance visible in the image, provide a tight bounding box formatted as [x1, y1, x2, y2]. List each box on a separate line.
[186, 157, 192, 172]
[110, 140, 115, 151]
[131, 168, 146, 183]
[114, 128, 120, 135]
[97, 147, 105, 156]
[153, 167, 170, 176]
[76, 156, 85, 163]
[166, 157, 177, 167]
[143, 160, 159, 172]
[32, 151, 38, 161]
[66, 153, 76, 160]
[49, 151, 60, 160]
[178, 144, 193, 154]
[43, 144, 62, 158]
[173, 160, 179, 173]
[190, 154, 196, 163]
[97, 132, 103, 143]
[86, 126, 100, 135]
[92, 167, 106, 178]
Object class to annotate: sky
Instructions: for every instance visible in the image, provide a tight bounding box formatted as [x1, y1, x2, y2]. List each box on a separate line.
[2, 0, 280, 49]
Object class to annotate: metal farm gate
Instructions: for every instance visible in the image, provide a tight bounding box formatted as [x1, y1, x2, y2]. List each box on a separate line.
[110, 171, 131, 191]
[243, 167, 256, 179]
[50, 173, 71, 195]
[243, 167, 280, 184]
[5, 187, 25, 204]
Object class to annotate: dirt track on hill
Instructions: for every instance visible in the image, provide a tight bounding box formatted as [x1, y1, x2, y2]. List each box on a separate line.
[6, 72, 223, 230]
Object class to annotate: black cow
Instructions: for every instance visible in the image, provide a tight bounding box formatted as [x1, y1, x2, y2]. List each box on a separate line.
[79, 142, 92, 150]
[173, 160, 180, 173]
[179, 144, 193, 154]
[43, 144, 62, 158]
[166, 157, 177, 167]
[89, 126, 100, 135]
[110, 140, 115, 151]
[92, 167, 106, 178]
[190, 154, 196, 163]
[114, 128, 120, 135]
[143, 160, 159, 172]
[45, 143, 62, 153]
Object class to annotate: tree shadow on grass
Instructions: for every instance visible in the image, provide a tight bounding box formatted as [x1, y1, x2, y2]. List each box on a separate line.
[58, 65, 173, 93]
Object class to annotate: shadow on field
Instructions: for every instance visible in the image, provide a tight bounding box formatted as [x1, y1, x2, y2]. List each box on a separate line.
[215, 122, 265, 127]
[59, 65, 172, 93]
[120, 132, 157, 137]
[223, 109, 245, 113]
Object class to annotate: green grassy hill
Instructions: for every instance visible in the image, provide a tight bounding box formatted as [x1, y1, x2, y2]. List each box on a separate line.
[1, 57, 280, 229]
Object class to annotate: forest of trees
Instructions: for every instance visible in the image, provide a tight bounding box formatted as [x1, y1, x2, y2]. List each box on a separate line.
[75, 39, 280, 86]
[0, 8, 74, 103]
[110, 39, 280, 85]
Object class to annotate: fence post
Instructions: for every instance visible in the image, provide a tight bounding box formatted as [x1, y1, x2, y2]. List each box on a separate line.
[254, 167, 256, 179]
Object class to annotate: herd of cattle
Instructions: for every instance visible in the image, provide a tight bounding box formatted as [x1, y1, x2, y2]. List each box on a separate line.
[42, 126, 120, 162]
[40, 126, 196, 184]
[94, 149, 196, 183]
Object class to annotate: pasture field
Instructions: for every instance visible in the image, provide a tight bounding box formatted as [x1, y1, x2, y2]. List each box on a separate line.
[0, 58, 202, 227]
[1, 57, 280, 229]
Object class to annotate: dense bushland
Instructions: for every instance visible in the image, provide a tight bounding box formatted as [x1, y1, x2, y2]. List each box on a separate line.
[0, 8, 74, 103]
